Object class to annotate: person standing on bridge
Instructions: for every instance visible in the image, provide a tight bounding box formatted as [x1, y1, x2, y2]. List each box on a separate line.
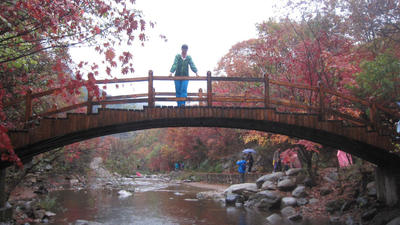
[169, 44, 199, 107]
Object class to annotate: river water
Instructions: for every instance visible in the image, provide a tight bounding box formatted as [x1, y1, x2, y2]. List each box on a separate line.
[46, 177, 328, 225]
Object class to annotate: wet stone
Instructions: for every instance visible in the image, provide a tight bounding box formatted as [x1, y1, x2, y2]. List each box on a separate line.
[251, 190, 281, 201]
[281, 197, 297, 207]
[256, 172, 285, 188]
[261, 181, 277, 190]
[224, 183, 258, 195]
[297, 198, 309, 206]
[277, 179, 296, 192]
[74, 220, 104, 225]
[225, 193, 240, 205]
[256, 198, 280, 210]
[266, 213, 282, 225]
[292, 185, 306, 197]
[45, 211, 56, 217]
[386, 216, 400, 225]
[235, 202, 243, 207]
[286, 168, 304, 176]
[304, 177, 316, 187]
[288, 214, 303, 221]
[244, 199, 258, 208]
[281, 206, 296, 217]
[361, 208, 377, 221]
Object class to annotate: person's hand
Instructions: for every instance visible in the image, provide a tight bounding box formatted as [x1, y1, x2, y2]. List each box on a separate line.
[195, 73, 199, 77]
[169, 73, 173, 77]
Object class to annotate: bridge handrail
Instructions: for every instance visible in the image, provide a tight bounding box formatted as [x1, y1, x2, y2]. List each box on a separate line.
[4, 70, 398, 132]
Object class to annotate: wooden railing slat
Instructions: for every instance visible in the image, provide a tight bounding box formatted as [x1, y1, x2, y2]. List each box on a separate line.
[323, 88, 369, 106]
[37, 102, 89, 118]
[270, 80, 319, 91]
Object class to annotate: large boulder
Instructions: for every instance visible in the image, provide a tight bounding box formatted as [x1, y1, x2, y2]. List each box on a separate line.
[250, 190, 281, 209]
[292, 185, 306, 197]
[225, 193, 242, 205]
[224, 183, 258, 195]
[387, 216, 400, 225]
[277, 179, 296, 191]
[281, 197, 297, 207]
[261, 181, 277, 190]
[286, 168, 304, 176]
[251, 190, 281, 201]
[281, 206, 296, 217]
[256, 172, 285, 188]
[256, 198, 280, 209]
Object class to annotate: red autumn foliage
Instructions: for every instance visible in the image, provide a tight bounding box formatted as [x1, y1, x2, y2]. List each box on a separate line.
[1, 0, 150, 167]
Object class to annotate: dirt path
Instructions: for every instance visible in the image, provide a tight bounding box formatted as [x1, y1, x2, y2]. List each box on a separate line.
[183, 182, 229, 192]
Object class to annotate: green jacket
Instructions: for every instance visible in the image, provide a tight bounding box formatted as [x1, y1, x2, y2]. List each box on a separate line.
[170, 54, 198, 76]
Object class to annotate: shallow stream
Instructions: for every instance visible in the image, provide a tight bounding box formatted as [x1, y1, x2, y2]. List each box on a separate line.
[46, 177, 329, 225]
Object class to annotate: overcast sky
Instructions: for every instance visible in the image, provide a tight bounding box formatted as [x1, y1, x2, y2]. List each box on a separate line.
[70, 0, 282, 99]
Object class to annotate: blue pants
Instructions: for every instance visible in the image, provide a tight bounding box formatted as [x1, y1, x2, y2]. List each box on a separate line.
[174, 80, 189, 106]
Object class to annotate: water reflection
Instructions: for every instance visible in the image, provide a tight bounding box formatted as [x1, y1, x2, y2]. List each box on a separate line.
[47, 180, 329, 225]
[48, 183, 269, 225]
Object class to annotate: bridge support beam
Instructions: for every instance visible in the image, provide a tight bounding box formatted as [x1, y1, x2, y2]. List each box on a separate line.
[0, 169, 5, 208]
[375, 166, 399, 206]
[0, 168, 13, 223]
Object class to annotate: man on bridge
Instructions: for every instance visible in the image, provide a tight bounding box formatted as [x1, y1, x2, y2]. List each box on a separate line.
[169, 44, 199, 107]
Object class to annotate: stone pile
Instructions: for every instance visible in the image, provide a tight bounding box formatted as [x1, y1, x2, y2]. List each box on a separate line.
[223, 168, 307, 224]
[219, 168, 400, 225]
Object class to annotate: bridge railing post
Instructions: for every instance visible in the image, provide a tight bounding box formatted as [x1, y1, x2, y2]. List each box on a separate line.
[87, 93, 93, 114]
[24, 89, 32, 125]
[369, 102, 379, 132]
[148, 70, 155, 107]
[318, 81, 325, 120]
[264, 73, 270, 108]
[207, 71, 212, 107]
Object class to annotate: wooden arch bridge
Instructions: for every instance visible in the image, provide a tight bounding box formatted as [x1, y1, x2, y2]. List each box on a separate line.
[4, 71, 400, 171]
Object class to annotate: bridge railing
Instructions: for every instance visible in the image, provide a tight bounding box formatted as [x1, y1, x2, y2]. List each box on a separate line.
[4, 70, 400, 133]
